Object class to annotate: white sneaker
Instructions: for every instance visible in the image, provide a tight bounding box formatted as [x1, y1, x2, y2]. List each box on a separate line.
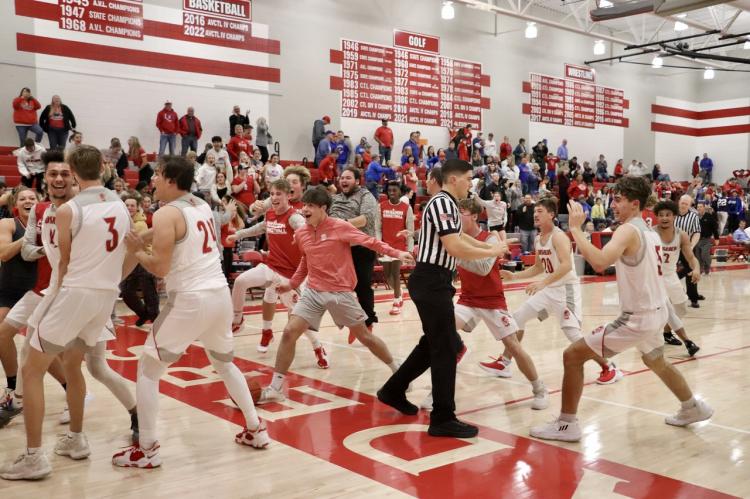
[530, 418, 582, 442]
[0, 451, 52, 480]
[420, 391, 433, 411]
[235, 420, 271, 449]
[531, 387, 549, 410]
[256, 386, 285, 405]
[54, 432, 91, 460]
[665, 399, 713, 427]
[112, 442, 161, 468]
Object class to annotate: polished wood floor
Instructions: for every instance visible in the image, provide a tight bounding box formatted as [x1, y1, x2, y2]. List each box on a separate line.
[1, 265, 748, 498]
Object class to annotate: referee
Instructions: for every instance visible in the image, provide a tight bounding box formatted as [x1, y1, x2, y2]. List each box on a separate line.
[675, 194, 702, 307]
[378, 159, 506, 438]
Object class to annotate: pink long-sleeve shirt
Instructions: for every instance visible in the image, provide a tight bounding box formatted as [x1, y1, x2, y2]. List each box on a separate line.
[289, 216, 402, 292]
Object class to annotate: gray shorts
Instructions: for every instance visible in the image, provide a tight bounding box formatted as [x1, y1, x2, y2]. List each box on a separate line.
[291, 288, 367, 331]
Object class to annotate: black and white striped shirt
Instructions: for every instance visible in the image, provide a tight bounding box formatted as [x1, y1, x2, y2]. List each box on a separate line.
[417, 191, 461, 270]
[675, 209, 700, 236]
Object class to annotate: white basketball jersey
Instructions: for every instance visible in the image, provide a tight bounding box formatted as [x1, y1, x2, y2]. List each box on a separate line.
[659, 228, 681, 278]
[615, 217, 667, 313]
[41, 203, 59, 294]
[164, 194, 227, 293]
[63, 187, 130, 291]
[535, 227, 577, 287]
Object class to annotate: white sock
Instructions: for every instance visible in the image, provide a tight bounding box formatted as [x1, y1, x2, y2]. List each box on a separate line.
[262, 320, 273, 330]
[67, 430, 81, 438]
[136, 373, 160, 450]
[233, 311, 243, 322]
[85, 345, 136, 410]
[501, 356, 512, 366]
[304, 330, 322, 349]
[531, 379, 545, 392]
[681, 397, 697, 409]
[217, 362, 260, 430]
[559, 412, 577, 423]
[388, 361, 400, 373]
[270, 372, 285, 392]
[26, 447, 41, 455]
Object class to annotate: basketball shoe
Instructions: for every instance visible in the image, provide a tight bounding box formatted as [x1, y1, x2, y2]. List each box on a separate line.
[531, 387, 549, 410]
[235, 421, 271, 449]
[0, 451, 52, 480]
[112, 442, 161, 468]
[314, 346, 329, 369]
[54, 432, 91, 460]
[256, 386, 285, 405]
[389, 298, 403, 316]
[479, 356, 512, 378]
[257, 329, 274, 353]
[595, 362, 623, 385]
[232, 315, 244, 333]
[530, 418, 582, 442]
[665, 399, 713, 427]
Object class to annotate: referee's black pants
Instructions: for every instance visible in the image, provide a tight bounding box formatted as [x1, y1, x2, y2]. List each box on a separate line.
[382, 263, 458, 424]
[351, 245, 377, 327]
[677, 254, 699, 303]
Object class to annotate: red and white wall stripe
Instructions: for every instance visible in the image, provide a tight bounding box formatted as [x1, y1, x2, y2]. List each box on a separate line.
[652, 97, 750, 182]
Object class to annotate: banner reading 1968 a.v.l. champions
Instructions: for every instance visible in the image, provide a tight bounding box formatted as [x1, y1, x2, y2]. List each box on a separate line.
[330, 30, 490, 129]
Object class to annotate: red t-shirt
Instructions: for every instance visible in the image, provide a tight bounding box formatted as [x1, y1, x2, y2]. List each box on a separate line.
[318, 156, 337, 183]
[130, 147, 146, 167]
[642, 209, 656, 228]
[457, 230, 506, 310]
[227, 135, 252, 165]
[232, 175, 256, 206]
[374, 126, 394, 148]
[265, 207, 302, 279]
[499, 142, 512, 160]
[614, 163, 624, 176]
[379, 199, 409, 251]
[546, 156, 559, 172]
[458, 141, 469, 161]
[221, 222, 236, 248]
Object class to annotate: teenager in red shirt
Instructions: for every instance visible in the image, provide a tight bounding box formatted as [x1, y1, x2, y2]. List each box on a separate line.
[614, 159, 624, 179]
[231, 164, 259, 208]
[373, 119, 394, 164]
[378, 181, 414, 315]
[499, 136, 512, 161]
[318, 150, 339, 191]
[12, 87, 43, 145]
[228, 124, 253, 166]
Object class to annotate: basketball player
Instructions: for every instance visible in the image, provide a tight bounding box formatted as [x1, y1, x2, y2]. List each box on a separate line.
[245, 166, 312, 350]
[491, 197, 622, 385]
[654, 200, 701, 357]
[453, 198, 548, 409]
[256, 187, 414, 404]
[228, 179, 328, 368]
[530, 176, 713, 442]
[1, 145, 132, 480]
[0, 151, 137, 435]
[378, 181, 414, 315]
[112, 156, 269, 469]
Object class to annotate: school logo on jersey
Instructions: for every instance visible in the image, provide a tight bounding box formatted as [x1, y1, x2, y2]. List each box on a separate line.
[564, 309, 570, 320]
[501, 315, 511, 327]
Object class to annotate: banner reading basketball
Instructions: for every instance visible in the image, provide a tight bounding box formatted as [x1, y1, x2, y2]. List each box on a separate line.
[393, 30, 439, 54]
[184, 0, 251, 21]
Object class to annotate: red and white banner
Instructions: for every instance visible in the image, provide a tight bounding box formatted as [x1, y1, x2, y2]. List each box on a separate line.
[651, 100, 750, 136]
[183, 0, 251, 21]
[332, 38, 489, 129]
[393, 29, 439, 54]
[58, 0, 144, 41]
[564, 63, 595, 82]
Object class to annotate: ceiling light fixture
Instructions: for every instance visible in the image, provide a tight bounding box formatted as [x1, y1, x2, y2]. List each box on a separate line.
[652, 55, 663, 68]
[525, 22, 537, 39]
[593, 40, 606, 55]
[674, 21, 688, 31]
[703, 67, 715, 79]
[441, 1, 455, 20]
[599, 0, 614, 7]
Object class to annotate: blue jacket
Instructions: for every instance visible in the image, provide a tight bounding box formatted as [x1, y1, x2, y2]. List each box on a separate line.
[315, 138, 332, 163]
[365, 161, 389, 183]
[403, 140, 420, 160]
[335, 141, 350, 166]
[700, 157, 713, 171]
[426, 155, 439, 169]
[726, 196, 743, 216]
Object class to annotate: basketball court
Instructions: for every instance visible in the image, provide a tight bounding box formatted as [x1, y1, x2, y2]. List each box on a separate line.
[1, 264, 747, 498]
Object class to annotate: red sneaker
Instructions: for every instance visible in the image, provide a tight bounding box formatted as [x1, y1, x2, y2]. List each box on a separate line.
[112, 442, 161, 468]
[232, 316, 244, 333]
[595, 363, 623, 385]
[314, 346, 329, 369]
[257, 329, 274, 353]
[479, 357, 513, 378]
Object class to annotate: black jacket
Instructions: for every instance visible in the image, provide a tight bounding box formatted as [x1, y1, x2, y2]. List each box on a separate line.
[699, 211, 719, 239]
[39, 105, 76, 132]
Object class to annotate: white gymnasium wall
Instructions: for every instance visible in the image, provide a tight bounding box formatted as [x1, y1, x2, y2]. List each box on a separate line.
[653, 96, 750, 182]
[1, 0, 271, 151]
[528, 122, 624, 169]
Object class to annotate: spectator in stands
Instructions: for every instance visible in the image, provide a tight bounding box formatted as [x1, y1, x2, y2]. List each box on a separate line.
[628, 160, 649, 177]
[312, 115, 331, 161]
[126, 136, 149, 183]
[102, 157, 117, 190]
[499, 136, 512, 162]
[518, 157, 531, 194]
[528, 163, 542, 195]
[12, 87, 42, 145]
[106, 137, 128, 178]
[557, 167, 570, 215]
[513, 138, 527, 165]
[315, 130, 335, 166]
[402, 132, 421, 165]
[229, 105, 250, 136]
[591, 197, 607, 229]
[577, 194, 592, 222]
[472, 132, 485, 158]
[517, 194, 536, 254]
[262, 153, 284, 191]
[39, 95, 76, 150]
[210, 172, 230, 206]
[567, 173, 588, 200]
[471, 149, 483, 170]
[337, 133, 354, 171]
[228, 124, 253, 167]
[14, 138, 45, 191]
[178, 106, 202, 155]
[595, 154, 608, 181]
[112, 177, 127, 199]
[484, 133, 497, 160]
[121, 195, 159, 327]
[614, 158, 624, 179]
[219, 197, 244, 278]
[251, 116, 271, 164]
[443, 141, 457, 162]
[653, 163, 669, 182]
[732, 220, 750, 246]
[231, 163, 260, 209]
[726, 189, 744, 235]
[545, 152, 559, 187]
[692, 156, 700, 178]
[696, 202, 718, 275]
[207, 136, 233, 183]
[365, 153, 389, 198]
[538, 177, 551, 198]
[156, 100, 179, 156]
[195, 153, 218, 198]
[141, 193, 154, 227]
[355, 141, 372, 169]
[582, 162, 595, 184]
[318, 150, 338, 191]
[476, 190, 508, 235]
[66, 130, 83, 153]
[556, 139, 569, 161]
[373, 119, 394, 164]
[699, 153, 714, 184]
[532, 140, 546, 170]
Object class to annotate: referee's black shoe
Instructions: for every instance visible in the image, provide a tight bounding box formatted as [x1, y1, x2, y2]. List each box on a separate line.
[377, 389, 418, 416]
[663, 332, 682, 346]
[428, 419, 478, 438]
[697, 295, 706, 301]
